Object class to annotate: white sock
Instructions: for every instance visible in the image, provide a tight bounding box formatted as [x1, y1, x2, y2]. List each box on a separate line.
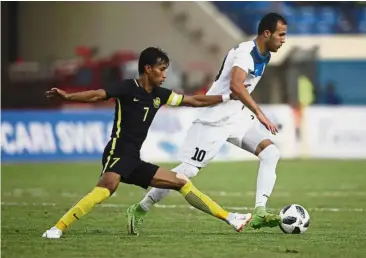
[139, 163, 200, 211]
[139, 187, 172, 211]
[255, 144, 280, 208]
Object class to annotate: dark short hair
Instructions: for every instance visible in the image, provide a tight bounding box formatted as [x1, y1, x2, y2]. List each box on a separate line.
[257, 13, 287, 35]
[138, 47, 170, 75]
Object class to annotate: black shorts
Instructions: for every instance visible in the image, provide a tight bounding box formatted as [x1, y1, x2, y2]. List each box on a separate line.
[101, 145, 159, 189]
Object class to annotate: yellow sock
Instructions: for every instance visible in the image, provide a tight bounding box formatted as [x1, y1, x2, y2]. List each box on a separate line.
[179, 180, 229, 221]
[55, 187, 110, 231]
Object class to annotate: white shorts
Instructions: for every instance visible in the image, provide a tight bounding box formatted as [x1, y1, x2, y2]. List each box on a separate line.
[178, 111, 274, 167]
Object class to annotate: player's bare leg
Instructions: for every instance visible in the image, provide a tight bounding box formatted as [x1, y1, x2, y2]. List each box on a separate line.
[42, 172, 120, 239]
[249, 139, 281, 229]
[127, 167, 252, 236]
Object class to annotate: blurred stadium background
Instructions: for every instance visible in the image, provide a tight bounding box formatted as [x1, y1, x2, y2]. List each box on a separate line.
[2, 2, 366, 257]
[2, 1, 366, 162]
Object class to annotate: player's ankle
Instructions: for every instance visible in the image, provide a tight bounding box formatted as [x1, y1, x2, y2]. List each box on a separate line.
[137, 203, 150, 213]
[254, 206, 266, 214]
[225, 212, 238, 223]
[55, 222, 66, 232]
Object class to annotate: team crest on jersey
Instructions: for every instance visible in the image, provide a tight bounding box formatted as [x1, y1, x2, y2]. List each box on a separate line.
[153, 97, 161, 108]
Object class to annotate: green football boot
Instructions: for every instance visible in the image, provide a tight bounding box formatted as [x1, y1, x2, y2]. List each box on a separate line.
[126, 204, 147, 236]
[249, 206, 281, 230]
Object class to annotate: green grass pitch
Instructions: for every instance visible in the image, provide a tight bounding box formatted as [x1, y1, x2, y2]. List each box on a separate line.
[2, 160, 366, 258]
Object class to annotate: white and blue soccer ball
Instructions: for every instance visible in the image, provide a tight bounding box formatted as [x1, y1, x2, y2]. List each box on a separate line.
[279, 204, 310, 234]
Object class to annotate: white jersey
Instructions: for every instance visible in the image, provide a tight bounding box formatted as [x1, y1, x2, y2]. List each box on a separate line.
[194, 40, 271, 125]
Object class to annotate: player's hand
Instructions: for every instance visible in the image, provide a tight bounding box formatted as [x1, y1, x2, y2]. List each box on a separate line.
[45, 88, 69, 100]
[256, 112, 278, 135]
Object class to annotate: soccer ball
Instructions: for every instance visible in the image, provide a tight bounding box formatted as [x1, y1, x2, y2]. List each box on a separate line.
[279, 204, 310, 234]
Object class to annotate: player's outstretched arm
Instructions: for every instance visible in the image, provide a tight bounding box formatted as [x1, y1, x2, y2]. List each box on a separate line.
[179, 93, 235, 107]
[46, 88, 107, 103]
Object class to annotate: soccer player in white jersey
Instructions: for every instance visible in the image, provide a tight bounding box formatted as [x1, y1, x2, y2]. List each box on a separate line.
[127, 13, 287, 235]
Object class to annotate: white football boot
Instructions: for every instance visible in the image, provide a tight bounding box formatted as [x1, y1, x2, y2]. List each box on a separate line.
[42, 226, 63, 239]
[227, 212, 253, 232]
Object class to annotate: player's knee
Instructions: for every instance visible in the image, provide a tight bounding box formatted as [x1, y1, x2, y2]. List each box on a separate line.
[172, 163, 200, 178]
[176, 173, 189, 184]
[259, 144, 281, 163]
[269, 145, 281, 161]
[96, 183, 115, 195]
[173, 173, 190, 189]
[97, 182, 116, 195]
[272, 145, 281, 161]
[97, 172, 120, 195]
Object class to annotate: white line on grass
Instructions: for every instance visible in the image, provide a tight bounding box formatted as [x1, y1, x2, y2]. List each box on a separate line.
[1, 202, 363, 213]
[3, 189, 366, 198]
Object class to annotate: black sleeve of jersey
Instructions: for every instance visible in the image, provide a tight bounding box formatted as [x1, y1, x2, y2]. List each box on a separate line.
[104, 81, 131, 100]
[157, 87, 173, 105]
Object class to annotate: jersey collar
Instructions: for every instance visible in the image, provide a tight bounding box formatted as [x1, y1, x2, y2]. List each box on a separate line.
[253, 40, 271, 62]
